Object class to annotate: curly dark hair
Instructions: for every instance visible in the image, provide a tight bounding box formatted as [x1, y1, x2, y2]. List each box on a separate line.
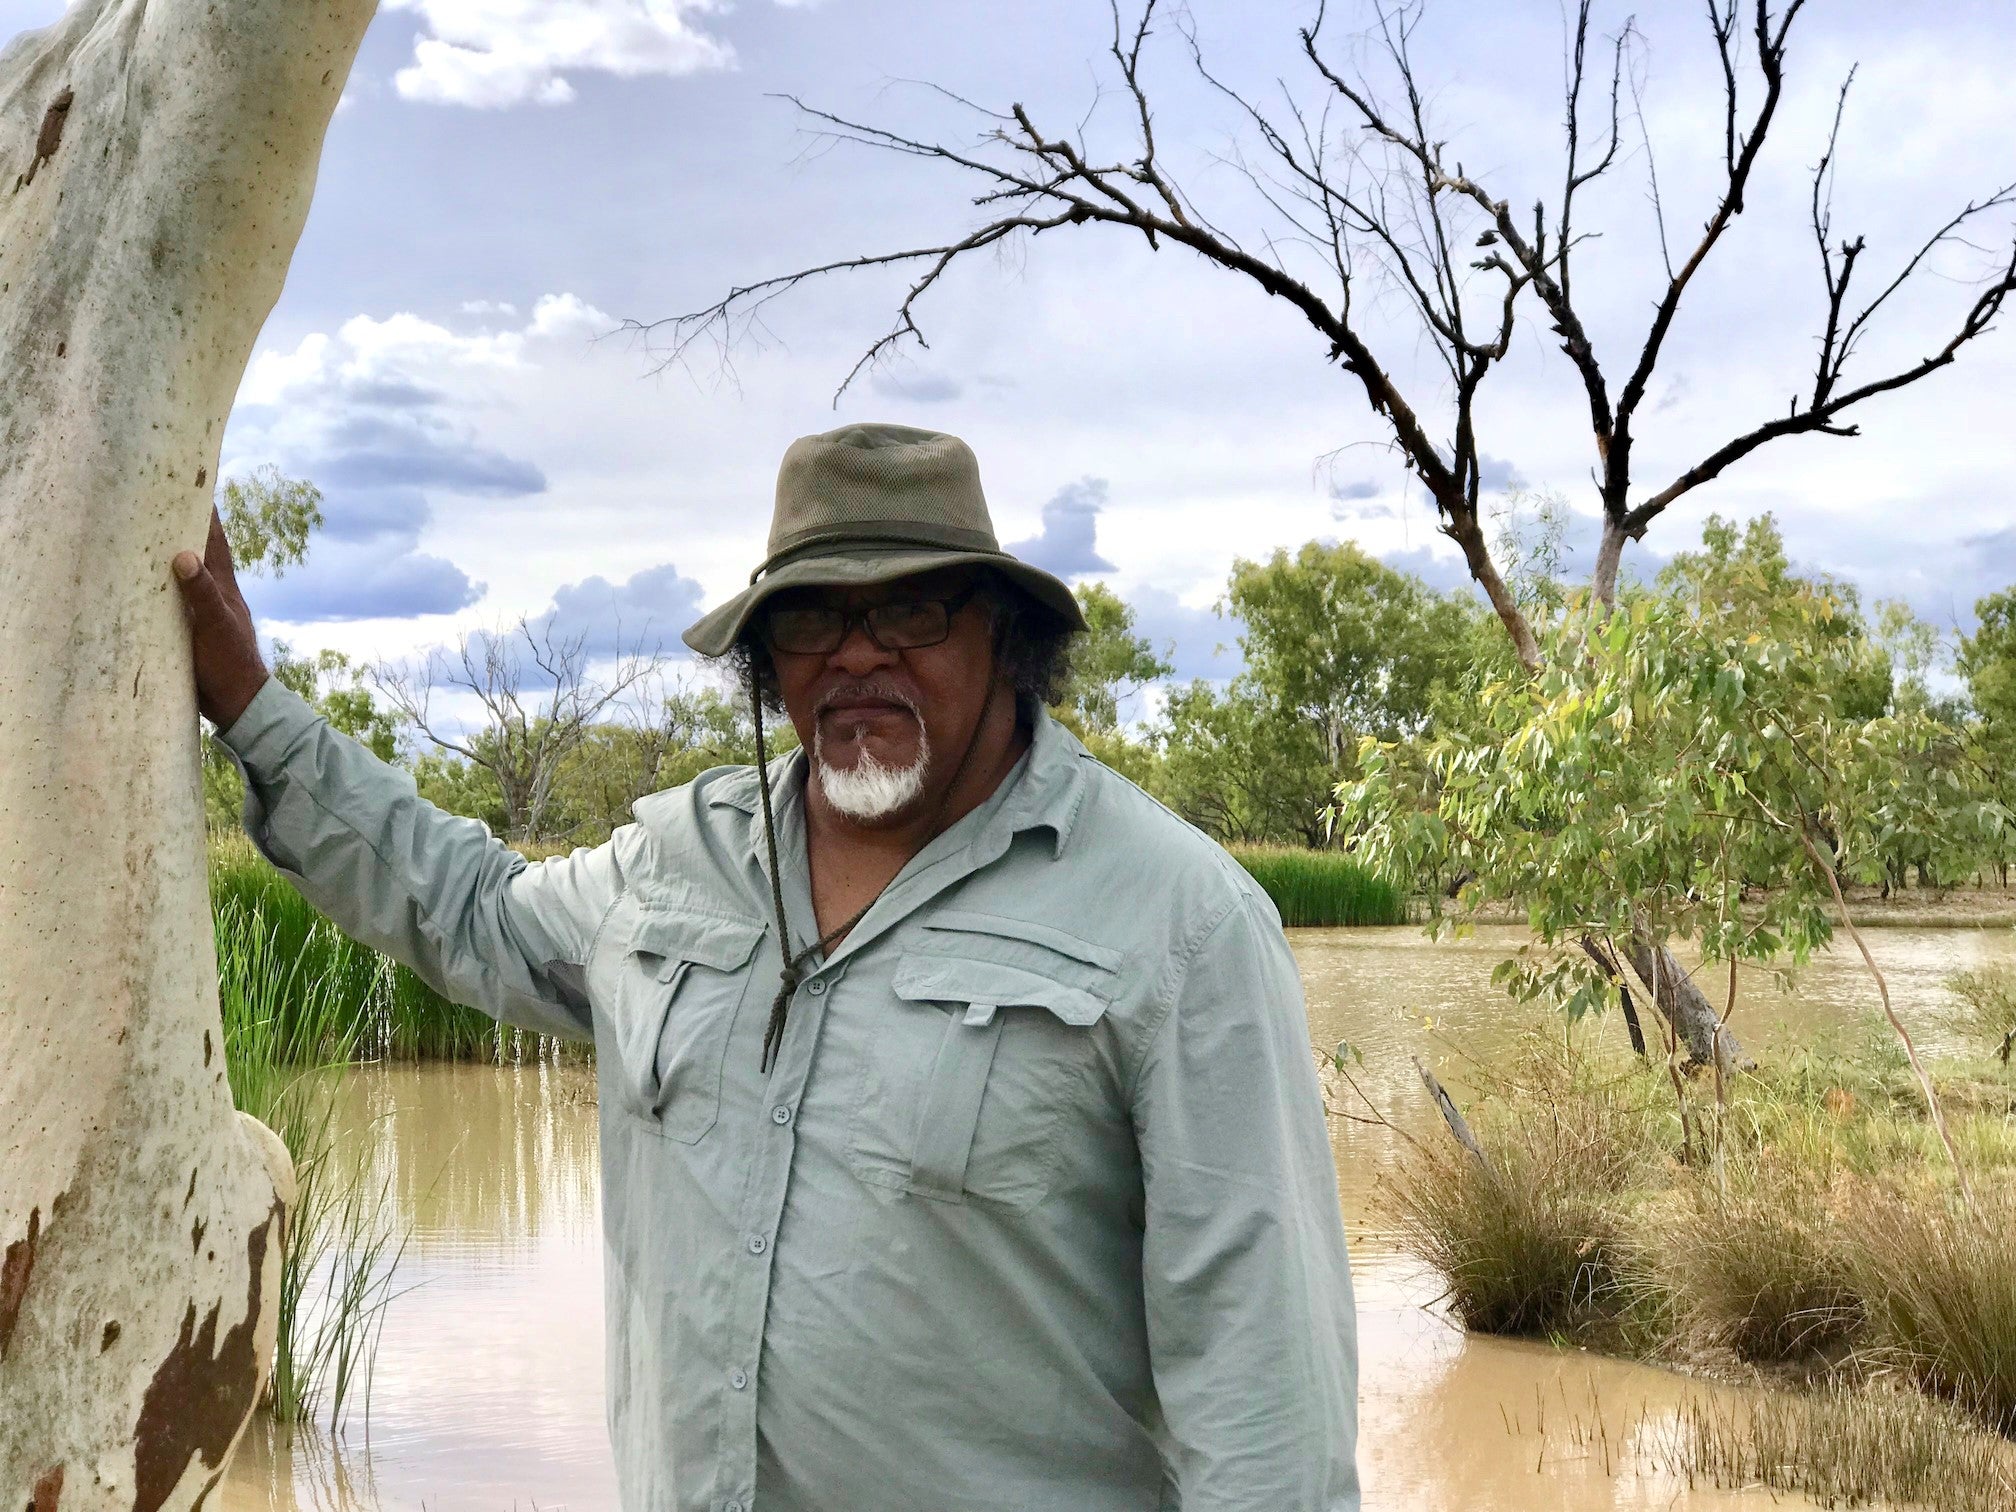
[723, 567, 1077, 724]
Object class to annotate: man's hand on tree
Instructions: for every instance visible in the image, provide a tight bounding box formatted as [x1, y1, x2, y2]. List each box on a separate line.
[173, 506, 269, 731]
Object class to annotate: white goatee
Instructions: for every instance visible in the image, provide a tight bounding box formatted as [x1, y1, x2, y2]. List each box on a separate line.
[814, 720, 931, 822]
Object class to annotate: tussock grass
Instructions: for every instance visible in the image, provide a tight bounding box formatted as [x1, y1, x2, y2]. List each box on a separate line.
[1382, 1042, 1666, 1337]
[1849, 1187, 2016, 1431]
[1226, 845, 1409, 927]
[1382, 1030, 2016, 1442]
[1652, 1383, 2016, 1512]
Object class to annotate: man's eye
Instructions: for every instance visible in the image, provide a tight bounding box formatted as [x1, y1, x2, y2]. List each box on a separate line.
[877, 602, 935, 627]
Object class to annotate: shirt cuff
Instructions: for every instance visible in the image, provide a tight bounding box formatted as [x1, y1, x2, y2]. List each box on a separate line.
[216, 678, 322, 773]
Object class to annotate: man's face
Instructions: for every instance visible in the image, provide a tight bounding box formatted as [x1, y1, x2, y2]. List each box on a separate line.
[765, 567, 1001, 826]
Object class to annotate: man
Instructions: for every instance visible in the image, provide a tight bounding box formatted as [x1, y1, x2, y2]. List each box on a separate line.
[178, 423, 1358, 1511]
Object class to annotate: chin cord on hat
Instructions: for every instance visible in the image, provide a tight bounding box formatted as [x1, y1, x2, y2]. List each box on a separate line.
[748, 672, 1001, 1074]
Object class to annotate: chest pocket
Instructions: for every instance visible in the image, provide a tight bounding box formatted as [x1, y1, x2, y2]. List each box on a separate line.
[851, 912, 1120, 1210]
[612, 907, 765, 1143]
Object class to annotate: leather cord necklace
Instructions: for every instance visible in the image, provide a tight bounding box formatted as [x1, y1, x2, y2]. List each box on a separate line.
[749, 675, 1001, 1073]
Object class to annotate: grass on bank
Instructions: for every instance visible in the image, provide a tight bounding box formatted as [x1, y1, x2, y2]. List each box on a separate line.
[1374, 1008, 2016, 1507]
[1226, 845, 1409, 927]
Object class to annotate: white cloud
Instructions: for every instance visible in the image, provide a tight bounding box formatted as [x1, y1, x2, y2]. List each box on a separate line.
[384, 0, 737, 108]
[241, 295, 611, 405]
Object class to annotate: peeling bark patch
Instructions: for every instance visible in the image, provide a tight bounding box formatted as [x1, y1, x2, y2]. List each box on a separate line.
[194, 466, 206, 488]
[0, 1207, 39, 1360]
[189, 1216, 205, 1253]
[131, 1208, 276, 1512]
[19, 88, 73, 188]
[28, 1463, 63, 1512]
[203, 1031, 212, 1068]
[102, 1320, 121, 1351]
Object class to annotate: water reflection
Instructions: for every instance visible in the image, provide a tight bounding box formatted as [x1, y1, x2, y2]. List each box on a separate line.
[219, 924, 2016, 1511]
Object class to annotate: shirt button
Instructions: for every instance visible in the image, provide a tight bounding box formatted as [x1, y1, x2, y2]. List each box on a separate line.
[725, 1502, 744, 1512]
[771, 1105, 793, 1126]
[729, 1368, 749, 1390]
[807, 978, 827, 995]
[747, 1234, 768, 1255]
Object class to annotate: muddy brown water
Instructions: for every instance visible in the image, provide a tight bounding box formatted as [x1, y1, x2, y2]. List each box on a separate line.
[218, 923, 2016, 1511]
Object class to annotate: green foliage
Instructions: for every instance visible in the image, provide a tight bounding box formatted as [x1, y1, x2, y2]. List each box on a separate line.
[1943, 966, 2016, 1055]
[1061, 581, 1172, 731]
[1228, 540, 1476, 761]
[1155, 677, 1335, 845]
[1226, 845, 1407, 926]
[1338, 559, 2007, 1024]
[219, 464, 324, 577]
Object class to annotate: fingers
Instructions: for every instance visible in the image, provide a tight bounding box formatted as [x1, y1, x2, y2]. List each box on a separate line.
[204, 506, 231, 577]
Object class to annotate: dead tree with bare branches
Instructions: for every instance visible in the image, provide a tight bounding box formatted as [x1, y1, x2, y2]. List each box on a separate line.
[375, 619, 665, 845]
[628, 0, 2016, 1067]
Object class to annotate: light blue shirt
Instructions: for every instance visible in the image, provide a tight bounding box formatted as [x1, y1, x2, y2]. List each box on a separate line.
[222, 681, 1359, 1511]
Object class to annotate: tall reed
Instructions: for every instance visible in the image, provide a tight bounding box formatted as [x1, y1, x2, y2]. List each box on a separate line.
[215, 890, 405, 1428]
[1227, 845, 1408, 927]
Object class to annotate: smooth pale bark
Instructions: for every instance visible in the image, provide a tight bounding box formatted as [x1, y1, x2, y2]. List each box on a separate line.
[0, 2, 374, 1507]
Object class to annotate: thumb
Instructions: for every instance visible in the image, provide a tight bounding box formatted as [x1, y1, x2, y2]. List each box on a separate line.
[172, 548, 231, 627]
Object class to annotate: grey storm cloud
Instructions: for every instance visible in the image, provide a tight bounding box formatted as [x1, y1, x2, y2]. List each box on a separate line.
[317, 412, 547, 497]
[1128, 586, 1241, 684]
[1476, 453, 1528, 493]
[242, 523, 484, 622]
[1007, 477, 1117, 579]
[539, 562, 709, 660]
[869, 368, 964, 403]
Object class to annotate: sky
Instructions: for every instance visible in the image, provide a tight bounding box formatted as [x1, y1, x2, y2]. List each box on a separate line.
[7, 0, 2015, 709]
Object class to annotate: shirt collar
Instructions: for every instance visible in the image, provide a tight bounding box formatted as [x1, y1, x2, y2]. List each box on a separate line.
[688, 705, 1092, 859]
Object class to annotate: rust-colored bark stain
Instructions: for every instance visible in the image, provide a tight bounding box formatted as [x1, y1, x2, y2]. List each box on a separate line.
[29, 1462, 64, 1511]
[0, 1206, 40, 1360]
[130, 1207, 278, 1512]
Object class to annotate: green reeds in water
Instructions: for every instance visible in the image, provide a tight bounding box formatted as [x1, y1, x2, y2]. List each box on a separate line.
[1226, 845, 1408, 927]
[209, 832, 554, 1063]
[1652, 1384, 2016, 1512]
[215, 890, 405, 1429]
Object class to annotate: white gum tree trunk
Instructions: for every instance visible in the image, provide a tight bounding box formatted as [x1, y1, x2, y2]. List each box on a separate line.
[0, 2, 375, 1506]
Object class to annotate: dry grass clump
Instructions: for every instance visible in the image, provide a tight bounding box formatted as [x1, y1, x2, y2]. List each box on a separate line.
[1637, 1164, 1861, 1365]
[1848, 1186, 2016, 1431]
[1651, 1382, 2016, 1512]
[1382, 1042, 1667, 1337]
[1381, 1032, 2016, 1438]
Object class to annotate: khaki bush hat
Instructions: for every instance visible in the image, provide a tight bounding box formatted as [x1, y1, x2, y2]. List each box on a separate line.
[682, 422, 1089, 657]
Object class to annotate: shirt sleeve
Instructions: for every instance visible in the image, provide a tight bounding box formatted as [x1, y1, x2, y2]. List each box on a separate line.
[1132, 891, 1360, 1510]
[216, 678, 620, 1042]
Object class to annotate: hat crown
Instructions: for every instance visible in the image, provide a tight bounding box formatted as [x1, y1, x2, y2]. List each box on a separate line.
[768, 423, 1001, 564]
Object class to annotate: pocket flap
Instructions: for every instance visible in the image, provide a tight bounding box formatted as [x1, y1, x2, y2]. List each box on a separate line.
[920, 910, 1123, 972]
[893, 955, 1109, 1028]
[628, 909, 765, 978]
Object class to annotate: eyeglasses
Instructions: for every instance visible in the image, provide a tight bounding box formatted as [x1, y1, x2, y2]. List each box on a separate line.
[762, 582, 985, 656]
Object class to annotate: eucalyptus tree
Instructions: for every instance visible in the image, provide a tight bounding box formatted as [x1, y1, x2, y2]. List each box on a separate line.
[0, 0, 372, 1504]
[635, 0, 2016, 1062]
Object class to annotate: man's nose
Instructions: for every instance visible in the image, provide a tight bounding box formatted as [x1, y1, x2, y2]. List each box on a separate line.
[827, 620, 897, 676]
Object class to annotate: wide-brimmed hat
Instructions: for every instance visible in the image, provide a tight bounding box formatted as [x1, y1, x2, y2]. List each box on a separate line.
[681, 423, 1088, 658]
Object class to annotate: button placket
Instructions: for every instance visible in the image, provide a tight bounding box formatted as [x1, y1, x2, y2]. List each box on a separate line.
[710, 956, 840, 1512]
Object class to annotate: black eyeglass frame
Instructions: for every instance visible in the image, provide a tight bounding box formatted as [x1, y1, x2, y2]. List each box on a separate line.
[759, 580, 988, 656]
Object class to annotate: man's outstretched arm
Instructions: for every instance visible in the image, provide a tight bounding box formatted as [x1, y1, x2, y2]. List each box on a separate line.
[174, 509, 616, 1040]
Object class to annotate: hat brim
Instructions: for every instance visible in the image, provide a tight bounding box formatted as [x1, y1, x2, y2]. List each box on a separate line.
[681, 545, 1089, 658]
